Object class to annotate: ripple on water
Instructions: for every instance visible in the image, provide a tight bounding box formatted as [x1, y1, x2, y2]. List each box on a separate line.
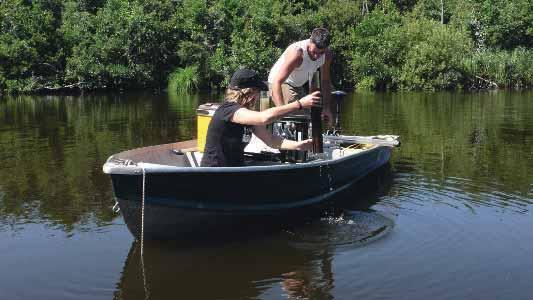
[388, 172, 532, 214]
[284, 210, 395, 248]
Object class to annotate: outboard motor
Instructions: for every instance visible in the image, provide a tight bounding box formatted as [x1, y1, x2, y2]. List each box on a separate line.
[326, 90, 347, 136]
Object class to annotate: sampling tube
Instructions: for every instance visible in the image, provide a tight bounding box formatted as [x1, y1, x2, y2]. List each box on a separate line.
[309, 70, 323, 153]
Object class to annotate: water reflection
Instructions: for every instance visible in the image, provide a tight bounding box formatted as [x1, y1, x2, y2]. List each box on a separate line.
[1, 91, 532, 231]
[342, 91, 533, 196]
[115, 236, 332, 300]
[0, 92, 203, 231]
[340, 91, 533, 214]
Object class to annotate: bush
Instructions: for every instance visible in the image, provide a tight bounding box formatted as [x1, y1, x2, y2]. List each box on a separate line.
[63, 0, 179, 90]
[0, 0, 63, 92]
[345, 2, 404, 90]
[398, 19, 472, 90]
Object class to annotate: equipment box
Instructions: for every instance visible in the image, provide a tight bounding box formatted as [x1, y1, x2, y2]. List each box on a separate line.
[196, 103, 221, 152]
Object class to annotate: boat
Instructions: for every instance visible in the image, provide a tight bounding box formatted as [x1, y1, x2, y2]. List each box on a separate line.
[103, 132, 399, 240]
[103, 92, 400, 240]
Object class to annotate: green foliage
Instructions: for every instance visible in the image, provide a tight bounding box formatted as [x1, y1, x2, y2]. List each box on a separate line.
[398, 18, 472, 90]
[312, 0, 365, 85]
[0, 0, 63, 92]
[411, 0, 456, 24]
[0, 0, 532, 93]
[357, 77, 377, 91]
[346, 3, 404, 90]
[63, 0, 180, 90]
[346, 5, 475, 91]
[168, 65, 200, 92]
[177, 0, 301, 88]
[475, 0, 533, 49]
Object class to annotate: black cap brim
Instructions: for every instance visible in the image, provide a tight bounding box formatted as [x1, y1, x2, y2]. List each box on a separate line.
[228, 69, 269, 91]
[258, 81, 268, 91]
[228, 80, 268, 91]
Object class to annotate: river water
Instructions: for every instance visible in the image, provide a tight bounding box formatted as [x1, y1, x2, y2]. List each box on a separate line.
[0, 91, 532, 300]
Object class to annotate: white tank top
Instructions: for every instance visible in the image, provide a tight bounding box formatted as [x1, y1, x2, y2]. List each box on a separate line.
[268, 39, 325, 87]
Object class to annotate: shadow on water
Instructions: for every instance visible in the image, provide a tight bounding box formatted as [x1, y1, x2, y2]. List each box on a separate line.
[113, 164, 395, 300]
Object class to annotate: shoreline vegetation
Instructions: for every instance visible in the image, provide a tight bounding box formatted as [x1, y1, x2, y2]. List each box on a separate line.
[1, 0, 532, 95]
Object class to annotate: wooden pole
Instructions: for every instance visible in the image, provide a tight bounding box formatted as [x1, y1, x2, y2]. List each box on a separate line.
[310, 70, 323, 153]
[441, 0, 444, 24]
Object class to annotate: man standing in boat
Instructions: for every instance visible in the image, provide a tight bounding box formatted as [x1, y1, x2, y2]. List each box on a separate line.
[268, 27, 333, 124]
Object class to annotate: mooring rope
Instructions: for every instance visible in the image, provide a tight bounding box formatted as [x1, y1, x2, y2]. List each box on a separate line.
[140, 164, 149, 299]
[141, 165, 146, 256]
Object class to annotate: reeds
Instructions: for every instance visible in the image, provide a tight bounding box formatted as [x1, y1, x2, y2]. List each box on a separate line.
[168, 65, 199, 93]
[463, 48, 533, 89]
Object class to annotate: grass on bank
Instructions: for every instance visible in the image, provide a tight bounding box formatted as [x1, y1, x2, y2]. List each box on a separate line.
[463, 48, 533, 89]
[168, 65, 200, 93]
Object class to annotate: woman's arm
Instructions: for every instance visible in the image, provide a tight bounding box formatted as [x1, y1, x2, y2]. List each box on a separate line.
[252, 126, 313, 151]
[231, 91, 320, 126]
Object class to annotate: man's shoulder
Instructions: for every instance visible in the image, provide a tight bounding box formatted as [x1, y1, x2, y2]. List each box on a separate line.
[286, 45, 304, 63]
[289, 39, 308, 51]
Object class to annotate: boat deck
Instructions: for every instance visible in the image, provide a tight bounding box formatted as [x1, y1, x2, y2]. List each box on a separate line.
[112, 140, 197, 167]
[107, 136, 395, 169]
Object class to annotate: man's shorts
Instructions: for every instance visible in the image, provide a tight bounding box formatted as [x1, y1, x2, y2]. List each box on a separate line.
[268, 83, 306, 104]
[267, 83, 309, 116]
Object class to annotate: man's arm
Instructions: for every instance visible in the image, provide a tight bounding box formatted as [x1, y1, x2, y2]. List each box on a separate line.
[271, 47, 303, 106]
[320, 49, 333, 125]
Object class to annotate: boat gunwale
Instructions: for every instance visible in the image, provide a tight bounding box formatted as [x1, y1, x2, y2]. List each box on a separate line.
[102, 144, 390, 175]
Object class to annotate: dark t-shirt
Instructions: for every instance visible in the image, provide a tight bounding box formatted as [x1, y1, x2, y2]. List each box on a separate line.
[200, 101, 252, 167]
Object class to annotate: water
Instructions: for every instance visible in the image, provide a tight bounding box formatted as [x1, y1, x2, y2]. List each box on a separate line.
[1, 91, 532, 300]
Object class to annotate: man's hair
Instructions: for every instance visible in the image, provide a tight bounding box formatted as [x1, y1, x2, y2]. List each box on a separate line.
[310, 28, 331, 49]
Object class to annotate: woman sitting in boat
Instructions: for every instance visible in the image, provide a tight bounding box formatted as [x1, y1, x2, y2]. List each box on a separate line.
[201, 69, 320, 167]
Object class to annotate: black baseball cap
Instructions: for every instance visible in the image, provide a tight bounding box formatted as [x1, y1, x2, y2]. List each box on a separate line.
[228, 69, 268, 91]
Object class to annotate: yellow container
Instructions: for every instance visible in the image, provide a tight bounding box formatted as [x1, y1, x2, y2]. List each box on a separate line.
[196, 103, 221, 152]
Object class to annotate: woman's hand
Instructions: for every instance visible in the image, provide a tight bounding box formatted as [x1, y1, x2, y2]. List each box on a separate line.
[279, 138, 313, 151]
[298, 91, 321, 109]
[295, 139, 313, 151]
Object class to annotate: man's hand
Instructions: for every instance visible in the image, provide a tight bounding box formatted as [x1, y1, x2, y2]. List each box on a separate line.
[298, 91, 321, 109]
